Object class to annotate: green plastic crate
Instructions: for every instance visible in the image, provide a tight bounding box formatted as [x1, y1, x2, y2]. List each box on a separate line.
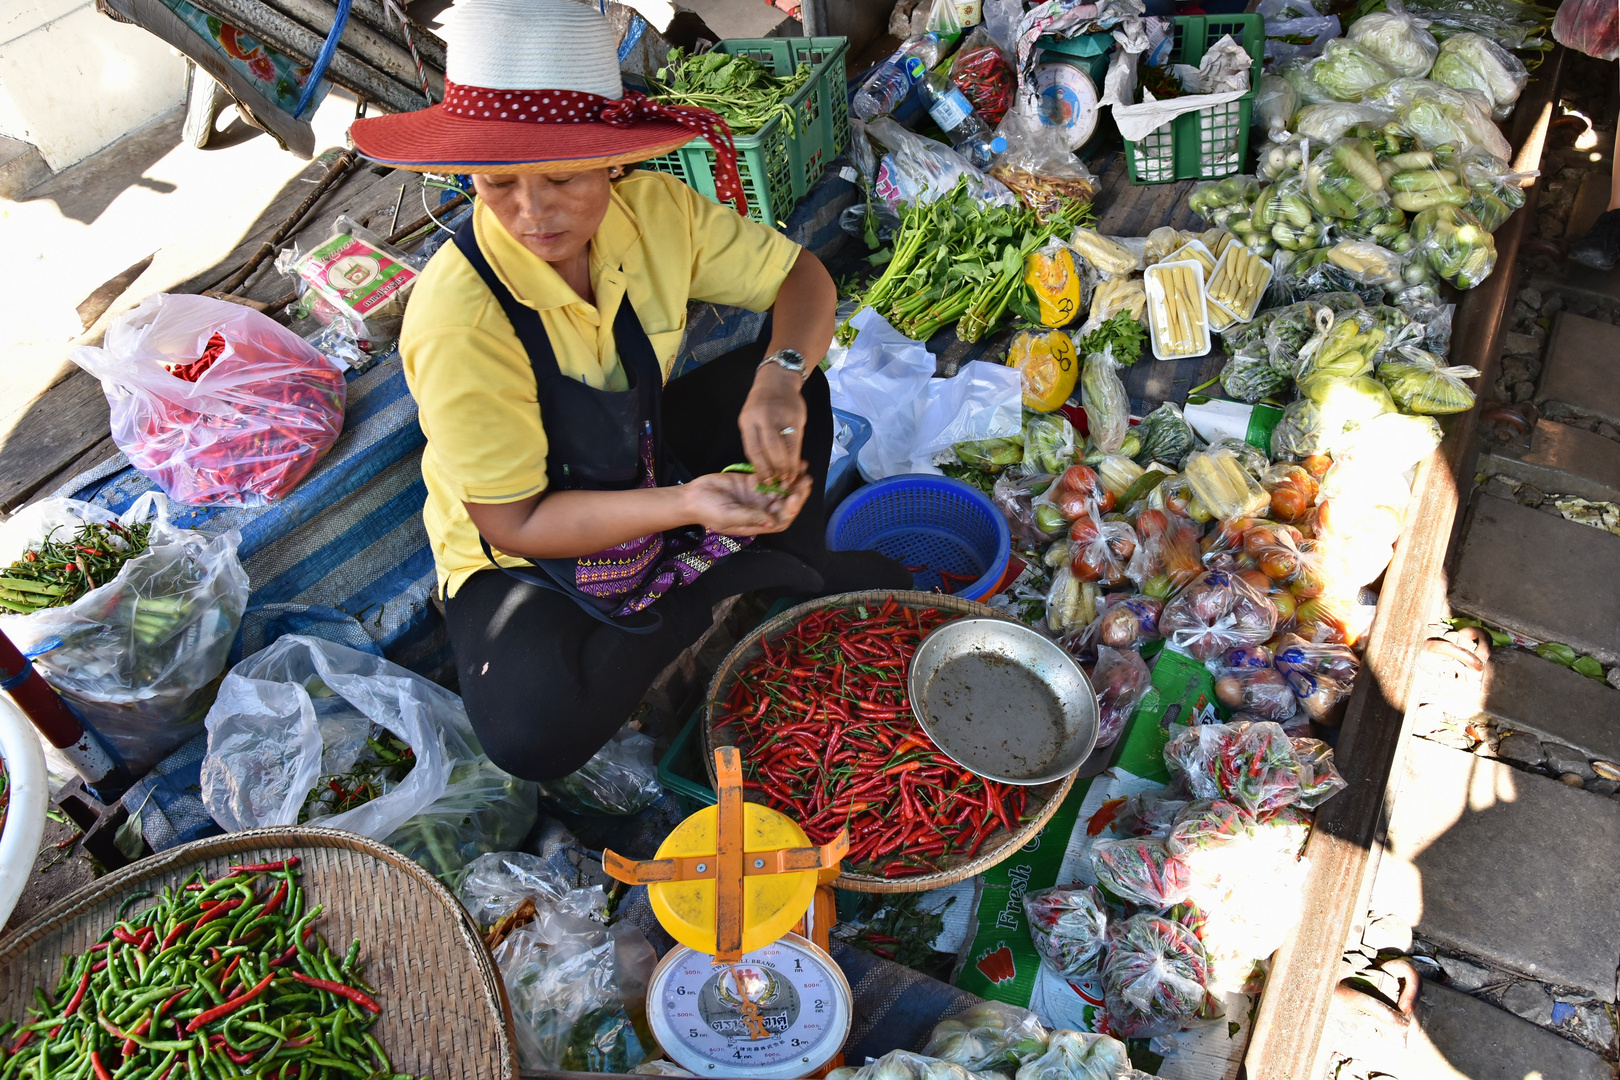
[1123, 14, 1265, 185]
[657, 708, 717, 817]
[643, 37, 849, 226]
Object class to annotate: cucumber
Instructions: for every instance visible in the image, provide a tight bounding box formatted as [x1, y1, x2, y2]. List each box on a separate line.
[1393, 189, 1468, 212]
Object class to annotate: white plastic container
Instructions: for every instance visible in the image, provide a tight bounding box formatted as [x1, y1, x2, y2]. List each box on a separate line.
[1144, 259, 1211, 361]
[1204, 242, 1275, 323]
[1163, 238, 1217, 278]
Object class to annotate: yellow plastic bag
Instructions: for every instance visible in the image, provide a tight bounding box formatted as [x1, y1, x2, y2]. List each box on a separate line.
[1007, 329, 1079, 412]
[1023, 243, 1083, 327]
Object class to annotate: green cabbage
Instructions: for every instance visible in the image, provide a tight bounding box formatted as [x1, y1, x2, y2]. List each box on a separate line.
[1312, 39, 1395, 101]
[1345, 12, 1438, 78]
[1430, 33, 1527, 116]
[1381, 77, 1512, 161]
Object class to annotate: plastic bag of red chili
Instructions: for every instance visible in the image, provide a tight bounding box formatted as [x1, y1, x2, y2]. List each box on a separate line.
[950, 26, 1017, 126]
[70, 293, 347, 507]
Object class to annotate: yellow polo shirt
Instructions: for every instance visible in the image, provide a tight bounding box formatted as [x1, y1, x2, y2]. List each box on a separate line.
[400, 171, 802, 598]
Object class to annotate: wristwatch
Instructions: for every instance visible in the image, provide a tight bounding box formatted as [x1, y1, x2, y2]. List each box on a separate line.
[759, 348, 808, 377]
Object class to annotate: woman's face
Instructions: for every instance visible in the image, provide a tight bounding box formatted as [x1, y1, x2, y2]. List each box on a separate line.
[472, 169, 613, 264]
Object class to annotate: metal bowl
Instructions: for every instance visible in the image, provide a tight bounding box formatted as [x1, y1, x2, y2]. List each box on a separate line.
[907, 618, 1099, 785]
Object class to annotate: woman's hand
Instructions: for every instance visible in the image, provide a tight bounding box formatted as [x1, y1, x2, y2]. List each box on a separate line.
[738, 363, 809, 484]
[683, 471, 811, 536]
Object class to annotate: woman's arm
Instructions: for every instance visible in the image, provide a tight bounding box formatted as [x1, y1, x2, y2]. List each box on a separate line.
[738, 249, 838, 480]
[465, 470, 811, 560]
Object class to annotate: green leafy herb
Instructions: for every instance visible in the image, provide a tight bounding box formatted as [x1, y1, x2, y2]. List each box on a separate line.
[651, 48, 811, 136]
[1079, 310, 1149, 366]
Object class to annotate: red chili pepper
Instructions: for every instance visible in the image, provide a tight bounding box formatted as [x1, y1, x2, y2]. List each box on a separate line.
[287, 971, 381, 1013]
[111, 926, 143, 946]
[122, 1015, 153, 1058]
[91, 1050, 114, 1080]
[194, 897, 243, 928]
[186, 972, 275, 1031]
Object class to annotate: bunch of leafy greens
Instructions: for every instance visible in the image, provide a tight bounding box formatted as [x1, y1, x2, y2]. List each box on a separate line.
[1079, 311, 1148, 366]
[843, 178, 1093, 343]
[651, 48, 811, 135]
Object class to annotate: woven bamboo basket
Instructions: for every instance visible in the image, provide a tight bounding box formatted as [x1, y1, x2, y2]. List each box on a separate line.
[705, 590, 1079, 895]
[0, 827, 517, 1079]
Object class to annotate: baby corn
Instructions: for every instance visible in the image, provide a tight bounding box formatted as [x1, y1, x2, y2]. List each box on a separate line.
[1205, 244, 1271, 322]
[1146, 261, 1208, 359]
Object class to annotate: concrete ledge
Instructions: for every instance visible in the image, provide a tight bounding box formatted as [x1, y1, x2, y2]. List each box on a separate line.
[0, 135, 50, 201]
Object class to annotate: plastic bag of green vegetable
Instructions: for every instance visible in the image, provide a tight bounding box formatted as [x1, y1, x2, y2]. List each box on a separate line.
[536, 727, 662, 816]
[1431, 32, 1527, 118]
[1306, 136, 1391, 219]
[1346, 10, 1439, 77]
[1135, 402, 1197, 468]
[1279, 56, 1336, 106]
[1082, 348, 1131, 455]
[495, 904, 657, 1072]
[1025, 410, 1080, 475]
[1293, 101, 1396, 142]
[1450, 147, 1532, 232]
[1254, 75, 1299, 138]
[385, 757, 541, 885]
[1221, 350, 1290, 402]
[1271, 398, 1334, 460]
[1312, 39, 1396, 100]
[1297, 373, 1398, 429]
[1377, 77, 1513, 161]
[921, 1000, 1051, 1073]
[1411, 204, 1498, 289]
[1376, 346, 1480, 413]
[0, 491, 247, 775]
[1264, 300, 1336, 378]
[954, 435, 1026, 471]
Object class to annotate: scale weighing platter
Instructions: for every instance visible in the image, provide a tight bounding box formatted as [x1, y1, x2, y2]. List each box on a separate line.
[648, 933, 852, 1079]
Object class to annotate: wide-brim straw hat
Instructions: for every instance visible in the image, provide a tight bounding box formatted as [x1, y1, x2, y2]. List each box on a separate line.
[349, 0, 747, 211]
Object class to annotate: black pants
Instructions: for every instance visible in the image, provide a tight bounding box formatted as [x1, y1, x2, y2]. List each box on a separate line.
[445, 342, 911, 782]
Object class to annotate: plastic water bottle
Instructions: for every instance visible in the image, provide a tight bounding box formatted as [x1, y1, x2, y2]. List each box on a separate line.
[852, 34, 946, 120]
[917, 69, 1005, 169]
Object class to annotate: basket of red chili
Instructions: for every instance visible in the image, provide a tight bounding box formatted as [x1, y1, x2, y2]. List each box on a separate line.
[0, 827, 518, 1078]
[705, 590, 1081, 893]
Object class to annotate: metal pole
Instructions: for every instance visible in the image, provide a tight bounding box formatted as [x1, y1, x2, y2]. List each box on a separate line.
[800, 0, 828, 38]
[0, 629, 129, 797]
[182, 0, 427, 113]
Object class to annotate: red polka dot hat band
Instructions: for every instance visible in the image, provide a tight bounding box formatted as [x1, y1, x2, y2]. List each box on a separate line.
[347, 0, 747, 215]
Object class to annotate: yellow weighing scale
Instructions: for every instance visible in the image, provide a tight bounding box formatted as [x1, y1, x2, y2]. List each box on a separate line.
[604, 747, 852, 1079]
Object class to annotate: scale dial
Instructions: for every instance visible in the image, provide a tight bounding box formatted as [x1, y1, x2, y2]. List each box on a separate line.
[648, 934, 851, 1079]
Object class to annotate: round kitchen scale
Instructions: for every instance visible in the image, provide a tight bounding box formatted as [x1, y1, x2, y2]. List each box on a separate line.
[604, 746, 852, 1079]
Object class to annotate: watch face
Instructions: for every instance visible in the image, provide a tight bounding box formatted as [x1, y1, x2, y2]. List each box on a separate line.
[772, 350, 805, 370]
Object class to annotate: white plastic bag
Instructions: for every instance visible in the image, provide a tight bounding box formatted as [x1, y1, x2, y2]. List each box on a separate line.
[458, 850, 604, 926]
[70, 294, 347, 507]
[0, 493, 247, 775]
[826, 308, 936, 480]
[912, 360, 1025, 471]
[535, 727, 662, 815]
[202, 635, 470, 839]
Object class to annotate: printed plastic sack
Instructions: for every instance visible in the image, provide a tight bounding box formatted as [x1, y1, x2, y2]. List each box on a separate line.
[202, 636, 536, 853]
[1014, 1030, 1131, 1080]
[868, 116, 1017, 210]
[1101, 914, 1215, 1038]
[1210, 646, 1297, 722]
[496, 905, 657, 1072]
[70, 293, 347, 507]
[277, 215, 423, 353]
[457, 850, 598, 926]
[1023, 886, 1109, 977]
[0, 493, 247, 775]
[1553, 0, 1618, 61]
[923, 1001, 1050, 1073]
[536, 728, 662, 816]
[1163, 719, 1347, 814]
[1273, 633, 1360, 719]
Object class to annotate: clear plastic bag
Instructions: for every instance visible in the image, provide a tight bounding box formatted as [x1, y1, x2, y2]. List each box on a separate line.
[831, 1049, 1003, 1080]
[495, 907, 657, 1072]
[868, 116, 1017, 210]
[1023, 886, 1110, 977]
[1111, 793, 1190, 839]
[989, 109, 1099, 219]
[923, 1001, 1051, 1073]
[1220, 350, 1289, 404]
[1090, 836, 1191, 908]
[1181, 447, 1271, 521]
[1086, 594, 1164, 655]
[1163, 719, 1347, 813]
[1133, 402, 1196, 470]
[73, 294, 346, 507]
[536, 728, 662, 816]
[1067, 512, 1137, 589]
[1158, 570, 1279, 661]
[1080, 349, 1130, 455]
[456, 850, 593, 926]
[1127, 510, 1203, 597]
[1376, 346, 1479, 414]
[1024, 411, 1080, 475]
[1552, 0, 1618, 60]
[951, 26, 1018, 126]
[1292, 101, 1395, 143]
[1255, 74, 1299, 137]
[0, 493, 248, 776]
[1008, 328, 1082, 409]
[1376, 77, 1512, 162]
[1100, 915, 1215, 1038]
[1411, 204, 1497, 290]
[385, 757, 542, 884]
[1047, 566, 1100, 638]
[1431, 32, 1527, 117]
[277, 215, 424, 352]
[1311, 39, 1395, 101]
[1345, 10, 1437, 77]
[1013, 1030, 1132, 1080]
[201, 635, 529, 844]
[1210, 650, 1297, 722]
[995, 471, 1058, 548]
[1092, 646, 1152, 747]
[1273, 633, 1360, 719]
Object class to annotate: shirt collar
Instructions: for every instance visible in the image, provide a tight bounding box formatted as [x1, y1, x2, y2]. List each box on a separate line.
[471, 189, 643, 315]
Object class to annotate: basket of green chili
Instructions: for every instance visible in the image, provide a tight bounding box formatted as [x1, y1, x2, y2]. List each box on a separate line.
[0, 827, 518, 1078]
[643, 36, 849, 226]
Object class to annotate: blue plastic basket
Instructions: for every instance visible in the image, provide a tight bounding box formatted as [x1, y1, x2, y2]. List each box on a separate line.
[825, 475, 1011, 602]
